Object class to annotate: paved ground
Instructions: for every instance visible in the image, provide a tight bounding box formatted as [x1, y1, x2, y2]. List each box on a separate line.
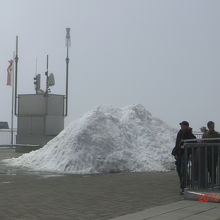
[0, 147, 182, 220]
[2, 147, 220, 220]
[110, 200, 220, 220]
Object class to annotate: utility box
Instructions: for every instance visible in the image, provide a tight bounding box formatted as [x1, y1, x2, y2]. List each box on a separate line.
[16, 94, 65, 146]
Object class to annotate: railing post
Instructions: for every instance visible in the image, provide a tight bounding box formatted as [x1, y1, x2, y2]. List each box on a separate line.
[184, 144, 188, 189]
[211, 146, 215, 188]
[204, 145, 208, 188]
[218, 146, 220, 186]
[198, 146, 201, 189]
[192, 147, 195, 189]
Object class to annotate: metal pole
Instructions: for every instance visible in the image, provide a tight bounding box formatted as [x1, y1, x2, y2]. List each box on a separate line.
[65, 46, 69, 116]
[198, 146, 201, 188]
[14, 36, 18, 116]
[204, 146, 208, 188]
[10, 55, 15, 145]
[192, 147, 195, 189]
[45, 55, 49, 96]
[218, 146, 220, 186]
[65, 27, 70, 117]
[184, 144, 188, 189]
[211, 146, 215, 188]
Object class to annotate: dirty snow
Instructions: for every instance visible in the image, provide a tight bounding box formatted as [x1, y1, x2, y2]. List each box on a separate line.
[4, 104, 176, 174]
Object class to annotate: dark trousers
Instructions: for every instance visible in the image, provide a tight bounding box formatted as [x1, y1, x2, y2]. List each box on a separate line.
[175, 155, 187, 190]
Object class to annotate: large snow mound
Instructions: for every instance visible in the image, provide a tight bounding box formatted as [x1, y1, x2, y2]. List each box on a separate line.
[4, 104, 176, 174]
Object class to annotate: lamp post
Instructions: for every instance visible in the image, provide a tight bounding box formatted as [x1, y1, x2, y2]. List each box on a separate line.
[65, 28, 71, 116]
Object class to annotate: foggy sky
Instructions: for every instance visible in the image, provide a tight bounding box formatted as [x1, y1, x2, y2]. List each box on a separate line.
[0, 0, 220, 131]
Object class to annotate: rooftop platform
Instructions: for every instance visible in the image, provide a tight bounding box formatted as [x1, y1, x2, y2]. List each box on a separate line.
[0, 147, 219, 219]
[110, 200, 220, 220]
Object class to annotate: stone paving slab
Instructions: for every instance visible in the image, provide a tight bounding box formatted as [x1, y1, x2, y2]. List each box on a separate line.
[110, 200, 220, 220]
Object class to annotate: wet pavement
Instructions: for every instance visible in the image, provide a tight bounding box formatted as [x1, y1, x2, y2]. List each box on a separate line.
[110, 200, 220, 220]
[0, 148, 182, 220]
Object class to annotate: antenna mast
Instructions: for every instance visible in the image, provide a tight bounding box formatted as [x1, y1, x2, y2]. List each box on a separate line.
[45, 55, 49, 95]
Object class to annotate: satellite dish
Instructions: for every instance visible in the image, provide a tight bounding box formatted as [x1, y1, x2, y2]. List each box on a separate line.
[48, 73, 55, 87]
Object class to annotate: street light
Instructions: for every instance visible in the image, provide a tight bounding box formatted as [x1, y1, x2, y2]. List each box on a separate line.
[66, 27, 71, 48]
[65, 28, 71, 116]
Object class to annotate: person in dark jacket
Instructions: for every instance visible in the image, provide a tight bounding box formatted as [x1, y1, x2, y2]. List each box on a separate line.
[172, 121, 196, 194]
[202, 121, 220, 184]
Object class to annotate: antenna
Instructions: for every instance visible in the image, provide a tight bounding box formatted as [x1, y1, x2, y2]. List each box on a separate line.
[44, 55, 55, 95]
[45, 55, 49, 95]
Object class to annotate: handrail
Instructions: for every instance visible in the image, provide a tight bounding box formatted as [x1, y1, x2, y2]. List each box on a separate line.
[184, 138, 220, 143]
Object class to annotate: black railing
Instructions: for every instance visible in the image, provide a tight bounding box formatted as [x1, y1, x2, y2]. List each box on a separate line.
[183, 139, 220, 191]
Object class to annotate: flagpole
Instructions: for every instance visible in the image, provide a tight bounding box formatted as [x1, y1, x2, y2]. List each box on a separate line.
[11, 55, 15, 145]
[14, 36, 18, 116]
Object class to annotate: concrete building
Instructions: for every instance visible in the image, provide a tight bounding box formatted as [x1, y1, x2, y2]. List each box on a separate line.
[16, 94, 65, 146]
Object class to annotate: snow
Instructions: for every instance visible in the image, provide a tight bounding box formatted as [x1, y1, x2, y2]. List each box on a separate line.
[3, 104, 177, 174]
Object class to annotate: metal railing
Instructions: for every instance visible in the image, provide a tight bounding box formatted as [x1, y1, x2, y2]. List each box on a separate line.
[183, 139, 220, 191]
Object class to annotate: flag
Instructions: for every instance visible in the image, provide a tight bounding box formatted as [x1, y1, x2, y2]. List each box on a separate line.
[7, 59, 14, 86]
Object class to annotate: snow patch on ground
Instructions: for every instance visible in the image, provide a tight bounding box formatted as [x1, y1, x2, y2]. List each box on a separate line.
[4, 104, 176, 174]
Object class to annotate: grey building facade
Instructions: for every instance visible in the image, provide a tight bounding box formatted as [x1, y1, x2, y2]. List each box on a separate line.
[16, 94, 65, 146]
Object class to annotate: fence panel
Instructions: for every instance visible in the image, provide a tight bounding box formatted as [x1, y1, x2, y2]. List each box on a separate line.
[184, 141, 220, 191]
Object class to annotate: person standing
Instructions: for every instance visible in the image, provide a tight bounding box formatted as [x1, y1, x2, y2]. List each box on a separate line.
[203, 121, 220, 139]
[203, 121, 220, 184]
[172, 121, 196, 194]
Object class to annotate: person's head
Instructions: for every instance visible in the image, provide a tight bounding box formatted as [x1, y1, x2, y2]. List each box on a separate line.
[179, 121, 189, 132]
[207, 121, 215, 131]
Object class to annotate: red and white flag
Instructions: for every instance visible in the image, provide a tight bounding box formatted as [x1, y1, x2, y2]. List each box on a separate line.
[7, 59, 14, 86]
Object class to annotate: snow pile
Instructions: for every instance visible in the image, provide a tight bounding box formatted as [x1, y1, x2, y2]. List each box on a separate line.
[4, 104, 176, 174]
